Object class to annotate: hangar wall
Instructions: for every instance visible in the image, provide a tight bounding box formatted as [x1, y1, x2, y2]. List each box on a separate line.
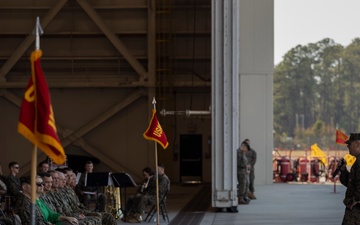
[0, 0, 272, 187]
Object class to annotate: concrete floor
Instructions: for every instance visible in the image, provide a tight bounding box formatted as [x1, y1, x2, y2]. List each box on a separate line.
[116, 182, 347, 225]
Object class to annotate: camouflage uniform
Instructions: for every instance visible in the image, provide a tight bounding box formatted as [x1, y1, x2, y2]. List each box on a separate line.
[62, 186, 116, 225]
[98, 213, 117, 225]
[127, 173, 170, 216]
[0, 217, 13, 225]
[237, 148, 249, 202]
[15, 195, 48, 225]
[0, 176, 7, 194]
[6, 175, 21, 208]
[158, 173, 170, 198]
[126, 176, 155, 215]
[50, 187, 103, 225]
[340, 156, 360, 224]
[246, 147, 257, 194]
[41, 191, 61, 212]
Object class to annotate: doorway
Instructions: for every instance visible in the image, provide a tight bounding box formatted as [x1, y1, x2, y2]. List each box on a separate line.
[180, 134, 202, 183]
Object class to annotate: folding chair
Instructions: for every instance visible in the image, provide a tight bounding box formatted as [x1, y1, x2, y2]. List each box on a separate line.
[144, 189, 169, 223]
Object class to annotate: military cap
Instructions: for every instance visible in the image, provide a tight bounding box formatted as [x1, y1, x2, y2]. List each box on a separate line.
[20, 176, 31, 185]
[158, 163, 165, 169]
[345, 133, 360, 144]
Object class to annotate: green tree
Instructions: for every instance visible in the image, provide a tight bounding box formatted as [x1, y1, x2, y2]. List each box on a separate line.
[341, 38, 360, 131]
[274, 38, 360, 148]
[311, 39, 344, 126]
[274, 44, 316, 136]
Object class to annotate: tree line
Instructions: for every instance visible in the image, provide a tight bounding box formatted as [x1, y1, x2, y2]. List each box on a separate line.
[274, 38, 360, 150]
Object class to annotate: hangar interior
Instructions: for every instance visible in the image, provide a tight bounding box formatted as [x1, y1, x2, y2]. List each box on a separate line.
[0, 0, 212, 183]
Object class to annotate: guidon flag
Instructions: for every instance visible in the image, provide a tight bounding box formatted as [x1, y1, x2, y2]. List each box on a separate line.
[143, 109, 169, 149]
[336, 129, 348, 145]
[17, 49, 66, 165]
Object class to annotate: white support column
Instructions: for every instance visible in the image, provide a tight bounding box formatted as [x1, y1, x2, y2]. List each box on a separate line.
[211, 0, 239, 208]
[211, 0, 274, 209]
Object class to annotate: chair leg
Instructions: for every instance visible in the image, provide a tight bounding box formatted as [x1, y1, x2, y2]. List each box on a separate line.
[145, 205, 155, 222]
[149, 207, 158, 222]
[161, 203, 170, 222]
[146, 203, 169, 223]
[160, 204, 166, 221]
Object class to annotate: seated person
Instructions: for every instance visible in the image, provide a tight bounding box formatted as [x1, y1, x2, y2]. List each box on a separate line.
[125, 167, 155, 219]
[68, 171, 77, 190]
[138, 167, 155, 195]
[38, 161, 50, 173]
[50, 170, 117, 225]
[0, 175, 7, 196]
[0, 196, 21, 225]
[16, 175, 79, 225]
[39, 172, 102, 225]
[0, 163, 14, 225]
[0, 217, 14, 225]
[6, 162, 21, 208]
[0, 165, 21, 225]
[75, 161, 106, 212]
[0, 163, 7, 196]
[126, 164, 170, 223]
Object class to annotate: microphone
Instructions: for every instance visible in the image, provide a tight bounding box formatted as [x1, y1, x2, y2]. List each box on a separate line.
[332, 158, 346, 178]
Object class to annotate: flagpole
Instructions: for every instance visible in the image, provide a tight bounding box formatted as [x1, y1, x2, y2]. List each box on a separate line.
[154, 143, 160, 224]
[143, 97, 168, 224]
[30, 146, 37, 225]
[152, 97, 161, 225]
[30, 16, 42, 225]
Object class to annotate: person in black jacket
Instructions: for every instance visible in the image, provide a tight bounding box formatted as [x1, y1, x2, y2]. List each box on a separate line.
[340, 133, 360, 225]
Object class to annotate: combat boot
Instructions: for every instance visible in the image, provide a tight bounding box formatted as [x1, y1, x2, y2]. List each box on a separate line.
[136, 213, 143, 222]
[247, 192, 257, 200]
[128, 214, 142, 223]
[238, 197, 250, 205]
[243, 197, 251, 203]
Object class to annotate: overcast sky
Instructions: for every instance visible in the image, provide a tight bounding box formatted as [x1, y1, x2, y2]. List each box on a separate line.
[274, 0, 360, 65]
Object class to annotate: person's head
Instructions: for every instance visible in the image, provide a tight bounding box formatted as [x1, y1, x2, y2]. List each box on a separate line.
[57, 171, 66, 188]
[244, 139, 251, 149]
[20, 176, 31, 196]
[40, 172, 53, 192]
[20, 176, 44, 196]
[8, 162, 19, 175]
[142, 167, 154, 180]
[70, 172, 77, 188]
[38, 161, 49, 173]
[85, 161, 94, 173]
[346, 133, 360, 157]
[50, 170, 60, 189]
[63, 168, 73, 186]
[35, 176, 45, 194]
[240, 141, 250, 152]
[158, 163, 165, 176]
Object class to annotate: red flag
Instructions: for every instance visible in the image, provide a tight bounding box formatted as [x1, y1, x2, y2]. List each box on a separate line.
[17, 49, 66, 165]
[336, 129, 348, 145]
[143, 109, 169, 149]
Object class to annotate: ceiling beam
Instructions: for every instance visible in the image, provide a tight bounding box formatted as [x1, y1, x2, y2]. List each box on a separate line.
[72, 139, 141, 180]
[0, 0, 68, 79]
[76, 0, 148, 80]
[61, 90, 145, 147]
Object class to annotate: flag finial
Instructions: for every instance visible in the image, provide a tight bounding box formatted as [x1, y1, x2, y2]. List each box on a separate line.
[152, 97, 156, 109]
[35, 16, 44, 50]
